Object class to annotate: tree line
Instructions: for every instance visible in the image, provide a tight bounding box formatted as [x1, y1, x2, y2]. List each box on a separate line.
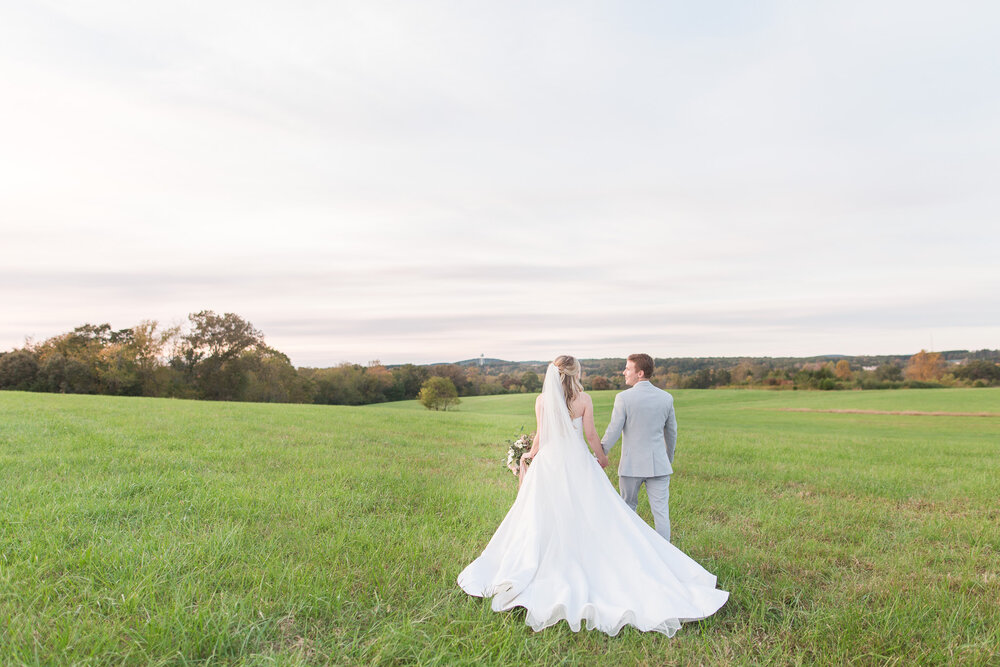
[0, 312, 547, 405]
[572, 350, 1000, 391]
[643, 352, 1000, 391]
[1, 312, 998, 406]
[626, 349, 1000, 391]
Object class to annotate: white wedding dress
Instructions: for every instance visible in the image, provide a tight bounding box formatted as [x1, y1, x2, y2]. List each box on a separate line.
[458, 364, 728, 636]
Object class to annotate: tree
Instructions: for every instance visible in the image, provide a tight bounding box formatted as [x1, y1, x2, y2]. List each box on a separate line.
[418, 376, 460, 411]
[765, 369, 790, 387]
[520, 371, 541, 392]
[905, 350, 945, 382]
[359, 360, 396, 403]
[391, 364, 430, 399]
[834, 360, 852, 380]
[953, 360, 1000, 386]
[876, 364, 903, 382]
[242, 347, 309, 403]
[33, 352, 98, 394]
[178, 311, 264, 365]
[731, 362, 754, 385]
[129, 320, 180, 396]
[589, 375, 611, 390]
[476, 380, 506, 395]
[171, 311, 265, 400]
[29, 324, 114, 394]
[427, 364, 470, 395]
[97, 341, 142, 395]
[793, 364, 834, 390]
[683, 368, 714, 389]
[0, 349, 38, 390]
[307, 364, 366, 405]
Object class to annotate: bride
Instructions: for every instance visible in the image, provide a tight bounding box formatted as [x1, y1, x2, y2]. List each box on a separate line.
[457, 355, 728, 636]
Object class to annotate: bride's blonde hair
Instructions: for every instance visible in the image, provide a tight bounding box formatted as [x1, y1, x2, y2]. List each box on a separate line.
[553, 355, 584, 412]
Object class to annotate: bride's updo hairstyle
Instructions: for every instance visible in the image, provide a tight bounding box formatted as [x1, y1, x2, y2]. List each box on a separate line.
[553, 355, 584, 412]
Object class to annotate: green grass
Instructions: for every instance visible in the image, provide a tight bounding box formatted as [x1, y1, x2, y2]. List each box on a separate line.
[1, 388, 999, 665]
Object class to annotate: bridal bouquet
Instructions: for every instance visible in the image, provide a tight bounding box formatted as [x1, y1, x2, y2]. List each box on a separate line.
[505, 432, 534, 476]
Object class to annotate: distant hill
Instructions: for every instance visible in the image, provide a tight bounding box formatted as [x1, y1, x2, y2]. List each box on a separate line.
[450, 358, 513, 367]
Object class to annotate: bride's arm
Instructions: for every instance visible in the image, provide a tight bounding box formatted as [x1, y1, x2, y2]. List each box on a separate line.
[522, 395, 543, 462]
[581, 394, 610, 467]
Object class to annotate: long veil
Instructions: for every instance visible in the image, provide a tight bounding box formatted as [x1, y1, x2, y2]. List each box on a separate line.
[537, 363, 575, 447]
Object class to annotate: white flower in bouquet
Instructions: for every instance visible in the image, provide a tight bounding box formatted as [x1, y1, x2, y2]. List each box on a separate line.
[504, 432, 534, 477]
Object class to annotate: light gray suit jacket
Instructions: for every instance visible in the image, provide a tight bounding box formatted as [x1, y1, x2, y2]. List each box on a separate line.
[601, 381, 677, 477]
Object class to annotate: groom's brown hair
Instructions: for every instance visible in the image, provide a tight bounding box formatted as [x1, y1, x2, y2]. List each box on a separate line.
[628, 353, 655, 379]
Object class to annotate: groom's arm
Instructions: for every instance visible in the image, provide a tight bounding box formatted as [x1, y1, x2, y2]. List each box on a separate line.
[664, 402, 677, 464]
[600, 394, 626, 455]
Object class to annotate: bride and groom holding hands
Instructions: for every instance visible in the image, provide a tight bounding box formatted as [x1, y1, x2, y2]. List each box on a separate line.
[458, 353, 728, 637]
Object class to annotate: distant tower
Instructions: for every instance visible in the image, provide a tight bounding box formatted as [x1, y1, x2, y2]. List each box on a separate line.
[479, 353, 484, 367]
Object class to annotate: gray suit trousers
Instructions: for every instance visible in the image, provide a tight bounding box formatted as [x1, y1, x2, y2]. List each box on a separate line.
[619, 475, 670, 542]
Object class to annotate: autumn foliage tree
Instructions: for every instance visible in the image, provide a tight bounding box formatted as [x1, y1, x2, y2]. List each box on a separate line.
[589, 375, 611, 390]
[904, 350, 946, 382]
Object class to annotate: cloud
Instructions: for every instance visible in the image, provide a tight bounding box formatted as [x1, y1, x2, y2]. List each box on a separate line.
[2, 1, 999, 364]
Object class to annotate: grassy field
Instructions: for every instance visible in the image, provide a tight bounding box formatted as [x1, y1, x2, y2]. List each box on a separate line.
[1, 388, 998, 665]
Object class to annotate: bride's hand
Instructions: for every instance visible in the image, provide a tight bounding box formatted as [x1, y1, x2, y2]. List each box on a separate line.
[597, 454, 609, 468]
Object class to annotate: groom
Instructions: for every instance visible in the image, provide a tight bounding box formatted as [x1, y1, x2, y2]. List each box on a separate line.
[601, 353, 677, 542]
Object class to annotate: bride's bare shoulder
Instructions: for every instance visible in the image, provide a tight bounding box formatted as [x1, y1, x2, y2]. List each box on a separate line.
[570, 393, 592, 416]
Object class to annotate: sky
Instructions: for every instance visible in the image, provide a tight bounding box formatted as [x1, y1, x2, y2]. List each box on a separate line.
[2, 1, 999, 366]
